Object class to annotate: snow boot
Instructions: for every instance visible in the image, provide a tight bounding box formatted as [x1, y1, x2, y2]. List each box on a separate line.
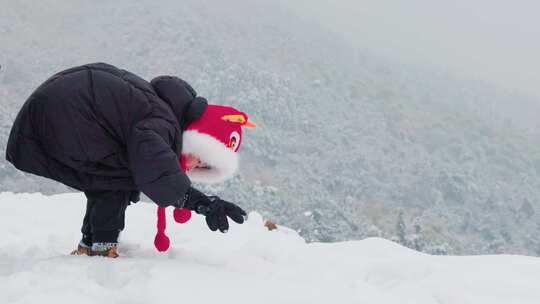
[70, 244, 92, 256]
[70, 243, 119, 258]
[90, 243, 119, 258]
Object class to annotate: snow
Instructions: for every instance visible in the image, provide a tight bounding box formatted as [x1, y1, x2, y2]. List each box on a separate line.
[1, 192, 539, 304]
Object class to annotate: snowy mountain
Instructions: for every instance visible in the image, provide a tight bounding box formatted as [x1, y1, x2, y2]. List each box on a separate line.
[1, 192, 539, 304]
[1, 0, 540, 255]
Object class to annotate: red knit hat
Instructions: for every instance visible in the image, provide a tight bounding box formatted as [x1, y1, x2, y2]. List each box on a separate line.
[154, 104, 255, 252]
[180, 104, 256, 182]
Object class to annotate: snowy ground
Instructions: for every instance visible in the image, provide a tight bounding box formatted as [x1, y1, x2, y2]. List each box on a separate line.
[1, 192, 539, 304]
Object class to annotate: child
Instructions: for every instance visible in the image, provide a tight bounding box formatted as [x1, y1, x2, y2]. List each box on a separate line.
[6, 63, 254, 257]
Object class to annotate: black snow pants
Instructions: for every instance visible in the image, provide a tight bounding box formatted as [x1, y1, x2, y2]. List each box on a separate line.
[80, 190, 137, 245]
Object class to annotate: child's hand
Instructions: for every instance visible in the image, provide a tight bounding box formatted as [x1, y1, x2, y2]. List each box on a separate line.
[197, 196, 247, 233]
[184, 187, 247, 233]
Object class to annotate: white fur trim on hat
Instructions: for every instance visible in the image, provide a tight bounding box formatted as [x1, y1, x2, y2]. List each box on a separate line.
[181, 130, 239, 183]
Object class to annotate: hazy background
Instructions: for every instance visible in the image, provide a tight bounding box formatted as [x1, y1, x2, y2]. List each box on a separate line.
[286, 0, 540, 129]
[1, 0, 539, 255]
[290, 0, 540, 98]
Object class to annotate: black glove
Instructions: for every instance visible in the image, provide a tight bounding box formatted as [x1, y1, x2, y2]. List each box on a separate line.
[183, 187, 247, 233]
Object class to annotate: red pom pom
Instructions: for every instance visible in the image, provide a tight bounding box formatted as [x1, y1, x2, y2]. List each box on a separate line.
[173, 208, 192, 224]
[154, 232, 170, 252]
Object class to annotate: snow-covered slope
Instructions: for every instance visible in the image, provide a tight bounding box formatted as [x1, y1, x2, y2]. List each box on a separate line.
[2, 0, 540, 256]
[1, 193, 539, 304]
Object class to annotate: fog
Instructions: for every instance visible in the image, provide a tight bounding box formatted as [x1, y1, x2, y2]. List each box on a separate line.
[287, 0, 540, 99]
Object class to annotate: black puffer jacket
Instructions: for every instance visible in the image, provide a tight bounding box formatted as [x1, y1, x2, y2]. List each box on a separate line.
[6, 63, 207, 206]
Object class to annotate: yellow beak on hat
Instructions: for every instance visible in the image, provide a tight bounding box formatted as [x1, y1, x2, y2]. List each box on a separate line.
[221, 114, 257, 128]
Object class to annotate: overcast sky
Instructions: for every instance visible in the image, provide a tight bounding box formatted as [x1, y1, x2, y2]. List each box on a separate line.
[286, 0, 540, 100]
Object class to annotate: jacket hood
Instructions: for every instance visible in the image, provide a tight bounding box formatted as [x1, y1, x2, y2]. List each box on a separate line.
[150, 76, 208, 130]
